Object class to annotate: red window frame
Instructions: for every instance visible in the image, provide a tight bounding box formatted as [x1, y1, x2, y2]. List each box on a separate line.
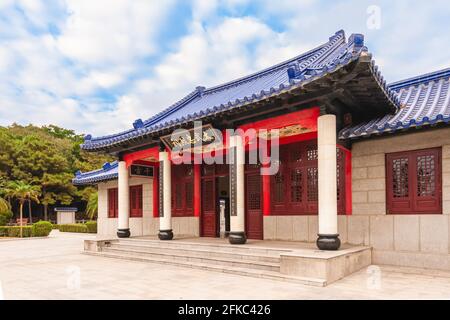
[129, 185, 143, 218]
[172, 164, 194, 217]
[270, 140, 347, 215]
[386, 148, 442, 215]
[107, 188, 118, 218]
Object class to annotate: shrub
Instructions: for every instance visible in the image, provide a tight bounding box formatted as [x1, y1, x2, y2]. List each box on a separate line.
[85, 221, 97, 233]
[32, 221, 53, 237]
[58, 224, 88, 233]
[0, 226, 33, 237]
[0, 210, 13, 226]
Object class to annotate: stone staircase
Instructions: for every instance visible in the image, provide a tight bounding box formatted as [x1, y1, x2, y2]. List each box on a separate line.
[84, 239, 327, 286]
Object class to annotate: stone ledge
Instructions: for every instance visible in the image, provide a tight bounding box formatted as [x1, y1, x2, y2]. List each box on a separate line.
[280, 246, 372, 285]
[372, 249, 450, 271]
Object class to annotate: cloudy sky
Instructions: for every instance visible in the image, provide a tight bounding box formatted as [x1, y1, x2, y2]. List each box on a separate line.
[0, 0, 449, 137]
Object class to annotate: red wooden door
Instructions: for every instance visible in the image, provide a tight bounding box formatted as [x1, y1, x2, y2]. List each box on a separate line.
[245, 172, 263, 240]
[201, 177, 217, 237]
[108, 188, 118, 218]
[129, 185, 143, 217]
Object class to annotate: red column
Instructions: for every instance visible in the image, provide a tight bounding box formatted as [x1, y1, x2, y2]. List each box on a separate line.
[194, 164, 201, 217]
[153, 163, 159, 218]
[262, 162, 271, 216]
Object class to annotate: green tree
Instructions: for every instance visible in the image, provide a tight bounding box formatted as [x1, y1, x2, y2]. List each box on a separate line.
[0, 197, 10, 214]
[86, 191, 98, 220]
[0, 124, 113, 221]
[7, 181, 41, 237]
[40, 172, 78, 220]
[0, 197, 12, 226]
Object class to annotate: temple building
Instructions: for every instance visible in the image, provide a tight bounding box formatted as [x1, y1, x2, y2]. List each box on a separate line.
[74, 30, 450, 274]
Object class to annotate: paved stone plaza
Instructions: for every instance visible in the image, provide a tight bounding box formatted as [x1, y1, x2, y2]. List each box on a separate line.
[1, 231, 449, 300]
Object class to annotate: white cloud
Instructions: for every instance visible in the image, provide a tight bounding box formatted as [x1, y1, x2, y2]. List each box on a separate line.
[0, 0, 175, 135]
[1, 0, 449, 138]
[193, 0, 219, 21]
[57, 0, 174, 67]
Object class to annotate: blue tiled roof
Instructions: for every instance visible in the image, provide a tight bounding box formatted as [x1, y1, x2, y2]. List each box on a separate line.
[339, 68, 450, 139]
[72, 161, 118, 185]
[81, 30, 399, 152]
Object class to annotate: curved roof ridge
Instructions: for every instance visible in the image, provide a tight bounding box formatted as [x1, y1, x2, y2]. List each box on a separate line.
[203, 30, 346, 95]
[143, 88, 201, 127]
[340, 69, 450, 139]
[75, 161, 118, 178]
[82, 30, 398, 151]
[72, 161, 119, 185]
[83, 30, 347, 145]
[389, 67, 450, 91]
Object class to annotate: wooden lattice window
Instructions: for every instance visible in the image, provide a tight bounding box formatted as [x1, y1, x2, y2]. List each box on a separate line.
[108, 188, 118, 218]
[271, 140, 347, 215]
[392, 158, 409, 198]
[247, 175, 262, 210]
[306, 144, 318, 161]
[306, 167, 318, 202]
[272, 160, 285, 205]
[417, 154, 436, 197]
[387, 148, 442, 214]
[290, 168, 303, 203]
[185, 182, 193, 209]
[129, 185, 143, 218]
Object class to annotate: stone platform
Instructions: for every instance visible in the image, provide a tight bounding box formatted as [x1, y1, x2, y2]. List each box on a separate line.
[84, 237, 372, 286]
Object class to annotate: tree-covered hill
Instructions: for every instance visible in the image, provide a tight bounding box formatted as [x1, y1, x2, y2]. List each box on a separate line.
[0, 124, 113, 221]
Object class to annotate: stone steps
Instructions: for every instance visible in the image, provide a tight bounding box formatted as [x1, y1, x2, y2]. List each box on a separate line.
[116, 238, 291, 255]
[84, 250, 326, 287]
[102, 246, 280, 271]
[106, 242, 281, 264]
[84, 238, 371, 287]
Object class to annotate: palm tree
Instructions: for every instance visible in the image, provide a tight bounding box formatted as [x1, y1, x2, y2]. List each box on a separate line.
[7, 181, 41, 237]
[0, 197, 12, 226]
[0, 197, 9, 214]
[86, 192, 98, 220]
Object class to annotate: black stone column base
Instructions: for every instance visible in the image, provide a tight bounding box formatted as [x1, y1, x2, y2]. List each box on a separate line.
[317, 234, 341, 251]
[158, 229, 174, 241]
[229, 232, 247, 245]
[117, 228, 130, 238]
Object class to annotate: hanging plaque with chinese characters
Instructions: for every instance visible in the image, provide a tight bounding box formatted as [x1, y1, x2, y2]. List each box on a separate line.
[130, 165, 154, 177]
[160, 124, 222, 154]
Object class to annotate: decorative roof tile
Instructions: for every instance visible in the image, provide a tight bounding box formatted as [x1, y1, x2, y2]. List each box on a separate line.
[81, 30, 397, 152]
[339, 68, 450, 139]
[72, 161, 118, 185]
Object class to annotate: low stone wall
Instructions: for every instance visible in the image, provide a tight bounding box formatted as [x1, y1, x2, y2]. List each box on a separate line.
[264, 214, 450, 270]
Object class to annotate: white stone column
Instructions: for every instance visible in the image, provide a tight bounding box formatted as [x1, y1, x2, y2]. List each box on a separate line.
[317, 114, 340, 250]
[158, 149, 173, 240]
[117, 161, 130, 238]
[229, 134, 246, 244]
